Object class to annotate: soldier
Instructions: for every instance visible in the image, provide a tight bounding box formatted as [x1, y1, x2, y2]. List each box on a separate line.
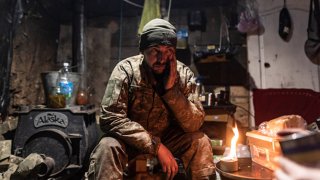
[86, 18, 215, 180]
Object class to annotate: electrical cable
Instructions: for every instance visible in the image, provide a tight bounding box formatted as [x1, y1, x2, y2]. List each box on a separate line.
[235, 104, 255, 119]
[255, 2, 263, 88]
[118, 0, 123, 61]
[258, 28, 263, 88]
[259, 6, 308, 17]
[167, 0, 172, 20]
[123, 0, 143, 8]
[318, 61, 320, 91]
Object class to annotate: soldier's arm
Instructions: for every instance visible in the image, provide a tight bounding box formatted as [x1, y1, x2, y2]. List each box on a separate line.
[99, 60, 160, 155]
[161, 64, 205, 132]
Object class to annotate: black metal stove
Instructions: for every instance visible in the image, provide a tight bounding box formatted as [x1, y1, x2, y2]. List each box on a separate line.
[13, 105, 99, 179]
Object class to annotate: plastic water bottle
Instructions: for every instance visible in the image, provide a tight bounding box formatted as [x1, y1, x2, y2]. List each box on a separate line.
[57, 63, 74, 107]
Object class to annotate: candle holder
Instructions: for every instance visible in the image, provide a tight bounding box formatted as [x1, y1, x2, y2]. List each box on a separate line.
[220, 158, 239, 172]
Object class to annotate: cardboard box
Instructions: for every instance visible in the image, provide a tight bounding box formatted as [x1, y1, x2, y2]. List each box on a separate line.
[246, 130, 282, 170]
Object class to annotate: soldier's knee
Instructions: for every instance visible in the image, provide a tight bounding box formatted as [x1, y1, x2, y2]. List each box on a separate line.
[86, 137, 126, 179]
[189, 131, 211, 147]
[91, 136, 124, 159]
[188, 131, 204, 141]
[99, 137, 123, 150]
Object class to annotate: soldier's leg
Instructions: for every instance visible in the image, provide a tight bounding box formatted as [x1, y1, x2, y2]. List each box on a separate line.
[86, 136, 128, 180]
[182, 131, 215, 179]
[162, 127, 215, 179]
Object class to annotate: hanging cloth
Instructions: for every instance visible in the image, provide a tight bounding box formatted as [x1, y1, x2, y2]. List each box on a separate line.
[138, 0, 161, 35]
[305, 0, 320, 64]
[278, 0, 292, 41]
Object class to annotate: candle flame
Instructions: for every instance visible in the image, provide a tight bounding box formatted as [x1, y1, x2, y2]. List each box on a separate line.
[224, 123, 239, 160]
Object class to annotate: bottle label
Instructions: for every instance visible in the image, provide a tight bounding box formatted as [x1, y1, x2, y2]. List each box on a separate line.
[59, 81, 74, 98]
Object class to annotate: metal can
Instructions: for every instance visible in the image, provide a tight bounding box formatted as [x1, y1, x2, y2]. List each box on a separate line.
[208, 93, 213, 106]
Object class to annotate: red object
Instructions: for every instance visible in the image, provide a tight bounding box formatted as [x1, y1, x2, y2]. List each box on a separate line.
[253, 88, 320, 126]
[76, 89, 89, 105]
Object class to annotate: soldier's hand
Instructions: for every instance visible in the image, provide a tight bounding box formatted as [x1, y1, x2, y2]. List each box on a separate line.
[274, 157, 320, 180]
[164, 50, 177, 91]
[157, 143, 178, 180]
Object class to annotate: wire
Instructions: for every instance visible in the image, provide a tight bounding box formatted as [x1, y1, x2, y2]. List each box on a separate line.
[258, 27, 263, 88]
[167, 0, 172, 21]
[259, 6, 309, 17]
[318, 61, 320, 91]
[235, 104, 255, 119]
[118, 0, 123, 61]
[123, 0, 143, 8]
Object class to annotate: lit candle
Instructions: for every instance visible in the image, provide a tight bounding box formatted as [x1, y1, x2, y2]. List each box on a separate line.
[220, 123, 239, 172]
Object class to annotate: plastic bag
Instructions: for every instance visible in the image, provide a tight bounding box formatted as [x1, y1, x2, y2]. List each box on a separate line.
[237, 0, 264, 35]
[258, 115, 307, 137]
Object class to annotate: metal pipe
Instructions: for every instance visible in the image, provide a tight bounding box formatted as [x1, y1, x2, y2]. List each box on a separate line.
[72, 0, 86, 88]
[37, 156, 55, 178]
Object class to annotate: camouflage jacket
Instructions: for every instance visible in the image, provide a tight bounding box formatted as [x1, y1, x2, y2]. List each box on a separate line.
[99, 54, 205, 155]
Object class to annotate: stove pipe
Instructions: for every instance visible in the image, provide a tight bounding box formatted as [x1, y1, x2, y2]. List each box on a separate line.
[72, 0, 86, 89]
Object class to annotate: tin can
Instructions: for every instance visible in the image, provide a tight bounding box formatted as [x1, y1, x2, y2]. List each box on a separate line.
[208, 93, 213, 106]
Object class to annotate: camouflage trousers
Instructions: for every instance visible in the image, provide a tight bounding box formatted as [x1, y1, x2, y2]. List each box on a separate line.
[0, 153, 46, 180]
[85, 127, 215, 180]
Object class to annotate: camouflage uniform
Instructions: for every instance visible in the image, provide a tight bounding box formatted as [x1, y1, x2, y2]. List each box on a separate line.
[87, 54, 215, 179]
[0, 153, 46, 180]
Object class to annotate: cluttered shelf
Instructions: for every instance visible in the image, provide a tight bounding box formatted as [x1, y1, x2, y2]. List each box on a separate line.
[203, 104, 236, 122]
[202, 104, 238, 156]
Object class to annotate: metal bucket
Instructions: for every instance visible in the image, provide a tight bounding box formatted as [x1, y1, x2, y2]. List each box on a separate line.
[41, 71, 80, 107]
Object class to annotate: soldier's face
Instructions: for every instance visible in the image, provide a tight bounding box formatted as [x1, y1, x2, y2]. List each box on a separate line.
[144, 45, 175, 74]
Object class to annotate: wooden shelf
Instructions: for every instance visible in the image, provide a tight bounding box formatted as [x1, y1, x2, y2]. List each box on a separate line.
[203, 104, 236, 113]
[203, 104, 236, 122]
[202, 104, 236, 152]
[204, 114, 230, 122]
